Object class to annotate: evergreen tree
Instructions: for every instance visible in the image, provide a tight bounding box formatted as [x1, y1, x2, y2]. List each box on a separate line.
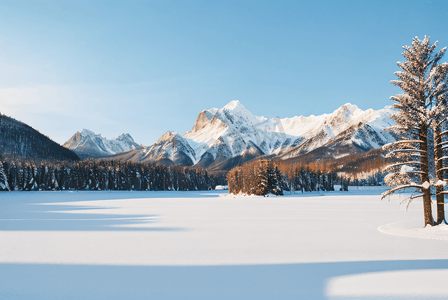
[255, 160, 269, 195]
[272, 165, 284, 195]
[0, 160, 10, 191]
[382, 36, 448, 226]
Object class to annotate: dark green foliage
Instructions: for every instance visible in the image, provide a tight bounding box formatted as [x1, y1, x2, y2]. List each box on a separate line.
[0, 158, 226, 192]
[0, 160, 9, 191]
[0, 114, 79, 161]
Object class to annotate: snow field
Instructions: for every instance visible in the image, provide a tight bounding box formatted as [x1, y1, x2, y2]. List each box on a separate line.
[1, 190, 448, 299]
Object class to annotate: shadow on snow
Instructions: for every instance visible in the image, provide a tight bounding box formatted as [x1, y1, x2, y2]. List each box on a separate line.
[1, 259, 448, 300]
[0, 193, 187, 231]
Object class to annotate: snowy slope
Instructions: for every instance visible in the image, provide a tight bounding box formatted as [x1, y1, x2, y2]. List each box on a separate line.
[63, 129, 143, 159]
[111, 100, 397, 169]
[136, 131, 196, 166]
[278, 104, 398, 159]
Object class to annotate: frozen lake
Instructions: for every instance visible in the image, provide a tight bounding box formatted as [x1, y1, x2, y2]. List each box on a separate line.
[1, 190, 448, 299]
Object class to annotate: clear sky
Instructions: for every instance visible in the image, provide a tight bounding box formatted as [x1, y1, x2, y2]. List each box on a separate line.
[1, 0, 448, 146]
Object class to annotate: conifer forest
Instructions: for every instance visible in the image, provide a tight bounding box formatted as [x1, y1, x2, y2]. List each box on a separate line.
[0, 158, 226, 192]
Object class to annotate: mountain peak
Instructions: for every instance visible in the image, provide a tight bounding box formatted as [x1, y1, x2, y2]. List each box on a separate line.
[340, 103, 359, 112]
[217, 100, 262, 124]
[80, 129, 97, 137]
[157, 131, 179, 143]
[223, 100, 244, 111]
[114, 133, 135, 143]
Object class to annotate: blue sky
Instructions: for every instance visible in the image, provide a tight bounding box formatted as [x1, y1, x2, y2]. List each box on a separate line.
[1, 0, 448, 145]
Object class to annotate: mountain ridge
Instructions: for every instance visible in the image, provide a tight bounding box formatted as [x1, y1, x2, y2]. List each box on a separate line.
[63, 129, 143, 159]
[109, 100, 397, 171]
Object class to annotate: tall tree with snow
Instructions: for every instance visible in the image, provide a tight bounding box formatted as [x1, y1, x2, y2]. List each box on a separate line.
[382, 36, 448, 226]
[429, 56, 448, 224]
[0, 160, 9, 191]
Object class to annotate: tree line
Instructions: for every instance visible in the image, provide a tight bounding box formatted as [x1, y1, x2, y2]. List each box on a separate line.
[226, 159, 339, 195]
[0, 158, 226, 192]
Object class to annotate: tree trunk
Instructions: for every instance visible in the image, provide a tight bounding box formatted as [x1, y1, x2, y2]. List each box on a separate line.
[421, 126, 435, 227]
[434, 127, 446, 224]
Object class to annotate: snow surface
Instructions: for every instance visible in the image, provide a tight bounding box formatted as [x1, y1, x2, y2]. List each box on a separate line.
[1, 190, 448, 299]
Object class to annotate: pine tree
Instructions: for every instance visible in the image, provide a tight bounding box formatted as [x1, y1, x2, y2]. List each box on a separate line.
[0, 160, 10, 191]
[382, 36, 448, 227]
[272, 165, 284, 195]
[431, 61, 448, 224]
[255, 160, 269, 195]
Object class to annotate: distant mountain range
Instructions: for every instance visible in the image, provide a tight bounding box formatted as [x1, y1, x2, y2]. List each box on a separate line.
[63, 129, 143, 159]
[99, 100, 397, 171]
[0, 114, 79, 161]
[1, 101, 398, 172]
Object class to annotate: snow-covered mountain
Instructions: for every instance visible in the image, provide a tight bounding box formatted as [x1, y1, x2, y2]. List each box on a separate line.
[111, 100, 397, 170]
[63, 129, 143, 159]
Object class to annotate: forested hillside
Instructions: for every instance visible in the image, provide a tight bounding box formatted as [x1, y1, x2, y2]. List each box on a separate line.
[0, 114, 79, 161]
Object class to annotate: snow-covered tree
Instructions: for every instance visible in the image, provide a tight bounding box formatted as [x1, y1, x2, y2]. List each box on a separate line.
[0, 160, 10, 191]
[430, 62, 448, 224]
[382, 36, 448, 226]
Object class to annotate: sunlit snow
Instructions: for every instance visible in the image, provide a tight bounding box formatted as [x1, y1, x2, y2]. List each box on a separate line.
[1, 190, 448, 299]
